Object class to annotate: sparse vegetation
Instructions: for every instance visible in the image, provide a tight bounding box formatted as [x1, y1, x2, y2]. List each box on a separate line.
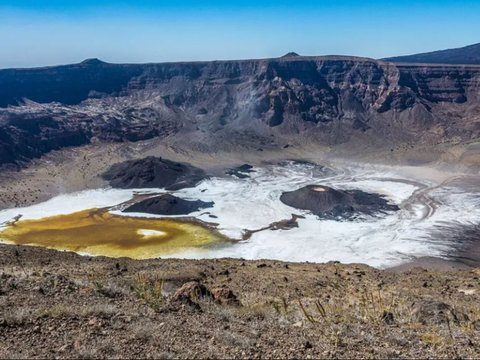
[132, 272, 165, 311]
[1, 244, 479, 359]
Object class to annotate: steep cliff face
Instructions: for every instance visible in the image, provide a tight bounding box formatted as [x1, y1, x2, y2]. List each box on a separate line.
[0, 56, 479, 166]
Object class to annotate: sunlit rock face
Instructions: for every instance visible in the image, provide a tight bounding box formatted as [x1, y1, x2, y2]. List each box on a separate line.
[123, 194, 214, 215]
[1, 56, 480, 167]
[280, 185, 399, 219]
[0, 208, 225, 259]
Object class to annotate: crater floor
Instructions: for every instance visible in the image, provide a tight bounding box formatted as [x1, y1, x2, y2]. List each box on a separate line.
[1, 160, 479, 268]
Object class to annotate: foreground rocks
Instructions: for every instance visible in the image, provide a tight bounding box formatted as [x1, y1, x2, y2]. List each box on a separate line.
[280, 185, 399, 219]
[102, 156, 208, 190]
[0, 243, 479, 359]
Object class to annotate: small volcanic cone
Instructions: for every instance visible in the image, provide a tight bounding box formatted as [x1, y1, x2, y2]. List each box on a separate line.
[280, 185, 398, 219]
[123, 194, 213, 215]
[281, 52, 300, 58]
[102, 157, 207, 190]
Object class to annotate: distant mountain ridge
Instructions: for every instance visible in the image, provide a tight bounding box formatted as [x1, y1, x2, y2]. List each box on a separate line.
[383, 43, 480, 65]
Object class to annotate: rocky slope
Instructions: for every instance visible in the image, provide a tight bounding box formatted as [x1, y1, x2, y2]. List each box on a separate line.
[384, 43, 480, 65]
[1, 244, 479, 359]
[1, 56, 480, 166]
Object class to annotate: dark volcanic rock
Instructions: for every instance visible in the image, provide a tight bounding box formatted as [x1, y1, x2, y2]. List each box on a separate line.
[0, 58, 141, 107]
[280, 185, 399, 219]
[0, 114, 91, 166]
[102, 156, 207, 190]
[225, 164, 255, 179]
[123, 194, 213, 215]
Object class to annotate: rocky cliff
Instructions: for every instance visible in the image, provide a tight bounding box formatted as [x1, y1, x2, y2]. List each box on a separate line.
[1, 56, 479, 166]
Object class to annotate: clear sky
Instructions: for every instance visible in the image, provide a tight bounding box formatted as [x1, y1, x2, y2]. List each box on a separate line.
[1, 0, 479, 68]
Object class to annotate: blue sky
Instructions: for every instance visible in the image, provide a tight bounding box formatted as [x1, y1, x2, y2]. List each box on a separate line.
[1, 0, 479, 68]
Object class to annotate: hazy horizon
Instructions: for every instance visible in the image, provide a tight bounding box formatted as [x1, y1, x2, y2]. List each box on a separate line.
[1, 0, 480, 69]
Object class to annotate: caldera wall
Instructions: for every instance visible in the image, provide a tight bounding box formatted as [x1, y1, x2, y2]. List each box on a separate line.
[1, 56, 479, 166]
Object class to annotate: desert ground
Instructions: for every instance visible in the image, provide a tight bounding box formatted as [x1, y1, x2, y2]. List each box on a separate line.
[1, 244, 480, 359]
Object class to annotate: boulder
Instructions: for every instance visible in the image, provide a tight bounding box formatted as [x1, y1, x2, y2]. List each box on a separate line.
[171, 282, 239, 307]
[210, 286, 240, 306]
[412, 300, 469, 325]
[172, 281, 211, 303]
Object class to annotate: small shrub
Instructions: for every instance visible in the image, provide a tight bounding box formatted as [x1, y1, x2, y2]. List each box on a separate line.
[133, 273, 164, 311]
[421, 331, 444, 347]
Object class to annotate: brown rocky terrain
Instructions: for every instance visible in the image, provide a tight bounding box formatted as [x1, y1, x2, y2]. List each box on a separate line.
[0, 244, 479, 359]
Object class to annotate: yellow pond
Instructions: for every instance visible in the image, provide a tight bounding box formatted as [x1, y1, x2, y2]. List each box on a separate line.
[0, 209, 226, 259]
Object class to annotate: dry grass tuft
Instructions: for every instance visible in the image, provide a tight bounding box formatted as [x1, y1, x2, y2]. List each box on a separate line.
[133, 272, 165, 311]
[421, 330, 444, 347]
[39, 303, 118, 319]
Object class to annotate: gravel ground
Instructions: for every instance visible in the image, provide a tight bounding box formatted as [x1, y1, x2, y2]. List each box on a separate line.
[1, 243, 479, 359]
